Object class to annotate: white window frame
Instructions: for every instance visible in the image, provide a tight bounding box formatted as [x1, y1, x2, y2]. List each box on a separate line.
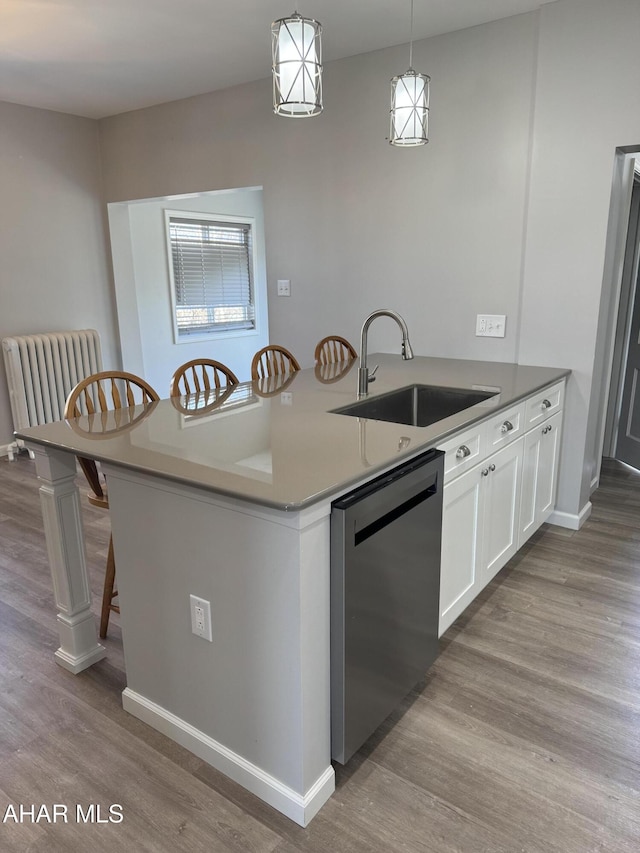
[165, 209, 259, 345]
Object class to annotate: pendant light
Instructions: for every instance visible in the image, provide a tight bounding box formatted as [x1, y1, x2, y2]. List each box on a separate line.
[390, 0, 430, 146]
[271, 11, 323, 117]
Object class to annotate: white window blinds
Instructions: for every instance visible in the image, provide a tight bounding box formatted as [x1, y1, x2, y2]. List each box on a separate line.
[169, 216, 255, 336]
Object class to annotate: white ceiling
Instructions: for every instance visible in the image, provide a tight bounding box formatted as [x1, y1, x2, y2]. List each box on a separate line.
[0, 0, 559, 119]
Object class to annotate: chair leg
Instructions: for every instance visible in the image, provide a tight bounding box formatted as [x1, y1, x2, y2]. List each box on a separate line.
[100, 535, 116, 639]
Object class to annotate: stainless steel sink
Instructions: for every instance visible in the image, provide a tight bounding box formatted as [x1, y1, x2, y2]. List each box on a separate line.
[330, 384, 498, 427]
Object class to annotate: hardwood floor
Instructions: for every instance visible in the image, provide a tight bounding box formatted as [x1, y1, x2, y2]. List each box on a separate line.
[0, 454, 639, 852]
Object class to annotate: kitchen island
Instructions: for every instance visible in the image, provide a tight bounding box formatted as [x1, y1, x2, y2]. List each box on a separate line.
[16, 354, 570, 825]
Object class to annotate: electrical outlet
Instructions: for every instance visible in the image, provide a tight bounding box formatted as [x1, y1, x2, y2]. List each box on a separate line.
[277, 279, 291, 297]
[476, 314, 506, 337]
[190, 594, 212, 641]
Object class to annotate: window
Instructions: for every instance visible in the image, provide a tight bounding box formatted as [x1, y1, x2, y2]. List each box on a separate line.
[167, 212, 256, 340]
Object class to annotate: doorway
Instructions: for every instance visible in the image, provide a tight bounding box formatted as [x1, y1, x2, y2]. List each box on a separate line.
[107, 186, 269, 392]
[613, 177, 640, 469]
[601, 158, 640, 471]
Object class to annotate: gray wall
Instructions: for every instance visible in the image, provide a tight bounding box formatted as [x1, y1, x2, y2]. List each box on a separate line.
[99, 12, 536, 371]
[518, 0, 640, 516]
[0, 101, 117, 448]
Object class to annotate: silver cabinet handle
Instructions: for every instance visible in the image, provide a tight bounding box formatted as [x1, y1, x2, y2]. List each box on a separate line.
[481, 468, 490, 477]
[500, 420, 514, 434]
[541, 399, 552, 410]
[456, 445, 471, 460]
[489, 463, 496, 472]
[542, 424, 553, 434]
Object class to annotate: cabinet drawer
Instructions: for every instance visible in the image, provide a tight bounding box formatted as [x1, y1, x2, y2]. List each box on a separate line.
[438, 422, 486, 483]
[525, 381, 565, 429]
[486, 402, 525, 452]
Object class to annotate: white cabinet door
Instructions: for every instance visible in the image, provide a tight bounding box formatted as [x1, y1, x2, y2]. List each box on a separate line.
[519, 411, 563, 547]
[439, 383, 564, 636]
[519, 426, 541, 545]
[537, 411, 562, 521]
[439, 465, 483, 635]
[481, 437, 523, 585]
[440, 439, 523, 635]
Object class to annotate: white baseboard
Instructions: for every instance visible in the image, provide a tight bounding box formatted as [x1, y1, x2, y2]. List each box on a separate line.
[548, 501, 592, 530]
[590, 475, 599, 494]
[122, 688, 335, 826]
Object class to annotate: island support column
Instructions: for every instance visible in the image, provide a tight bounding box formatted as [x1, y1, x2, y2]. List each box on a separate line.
[27, 443, 106, 673]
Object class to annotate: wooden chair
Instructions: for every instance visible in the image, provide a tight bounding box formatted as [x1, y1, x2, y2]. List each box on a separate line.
[251, 345, 300, 381]
[314, 335, 357, 365]
[170, 358, 239, 398]
[64, 371, 160, 639]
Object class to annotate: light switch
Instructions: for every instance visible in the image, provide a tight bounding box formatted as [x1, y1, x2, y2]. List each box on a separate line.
[476, 314, 506, 337]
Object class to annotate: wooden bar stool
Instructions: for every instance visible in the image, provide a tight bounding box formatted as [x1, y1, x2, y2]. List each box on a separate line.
[251, 345, 300, 380]
[64, 370, 160, 638]
[314, 335, 357, 365]
[170, 358, 239, 397]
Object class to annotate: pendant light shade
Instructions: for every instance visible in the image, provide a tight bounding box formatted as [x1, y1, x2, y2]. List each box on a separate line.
[272, 12, 322, 117]
[390, 69, 430, 146]
[390, 0, 429, 146]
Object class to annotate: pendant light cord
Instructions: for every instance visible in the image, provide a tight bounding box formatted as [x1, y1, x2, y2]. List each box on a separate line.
[409, 0, 414, 69]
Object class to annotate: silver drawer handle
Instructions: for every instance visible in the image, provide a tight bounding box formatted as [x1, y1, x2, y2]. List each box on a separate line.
[455, 444, 471, 459]
[500, 420, 514, 434]
[541, 399, 552, 410]
[489, 463, 496, 472]
[481, 468, 490, 477]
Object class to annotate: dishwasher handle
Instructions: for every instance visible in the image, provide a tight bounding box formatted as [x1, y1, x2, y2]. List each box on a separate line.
[354, 480, 438, 546]
[333, 449, 444, 544]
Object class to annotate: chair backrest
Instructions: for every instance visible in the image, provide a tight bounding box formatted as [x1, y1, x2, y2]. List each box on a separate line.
[251, 345, 301, 380]
[65, 370, 159, 418]
[170, 358, 239, 398]
[64, 371, 160, 504]
[314, 335, 357, 365]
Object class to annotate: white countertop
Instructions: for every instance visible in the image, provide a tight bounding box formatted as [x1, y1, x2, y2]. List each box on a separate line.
[16, 354, 570, 510]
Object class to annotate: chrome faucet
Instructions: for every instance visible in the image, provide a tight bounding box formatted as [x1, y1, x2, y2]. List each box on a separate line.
[357, 309, 414, 397]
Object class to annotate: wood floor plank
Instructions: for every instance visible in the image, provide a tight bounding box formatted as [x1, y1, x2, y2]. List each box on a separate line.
[429, 644, 640, 791]
[366, 685, 640, 852]
[0, 727, 284, 853]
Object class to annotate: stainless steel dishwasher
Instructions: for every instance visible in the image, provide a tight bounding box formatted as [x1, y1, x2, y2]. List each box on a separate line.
[330, 448, 444, 764]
